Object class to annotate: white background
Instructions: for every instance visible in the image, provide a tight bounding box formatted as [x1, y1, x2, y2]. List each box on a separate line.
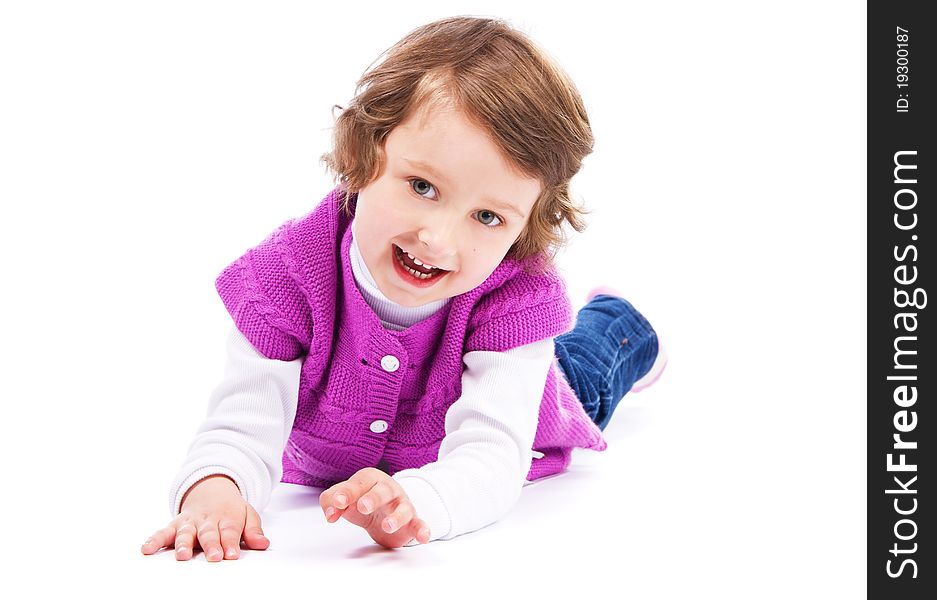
[0, 1, 865, 597]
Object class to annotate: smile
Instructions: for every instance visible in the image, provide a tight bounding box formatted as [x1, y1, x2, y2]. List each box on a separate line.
[392, 244, 450, 286]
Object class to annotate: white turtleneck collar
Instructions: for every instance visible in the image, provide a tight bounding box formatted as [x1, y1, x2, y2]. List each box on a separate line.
[350, 221, 450, 331]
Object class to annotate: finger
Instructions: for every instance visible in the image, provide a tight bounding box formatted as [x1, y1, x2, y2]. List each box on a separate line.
[318, 486, 348, 522]
[409, 518, 432, 545]
[329, 468, 383, 510]
[242, 504, 271, 550]
[381, 499, 415, 535]
[195, 518, 225, 562]
[384, 516, 430, 549]
[174, 519, 197, 561]
[319, 482, 351, 511]
[218, 516, 243, 560]
[141, 524, 176, 555]
[357, 479, 399, 515]
[324, 504, 346, 523]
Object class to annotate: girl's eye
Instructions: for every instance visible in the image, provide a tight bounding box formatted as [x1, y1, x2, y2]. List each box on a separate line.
[475, 210, 503, 228]
[409, 178, 437, 199]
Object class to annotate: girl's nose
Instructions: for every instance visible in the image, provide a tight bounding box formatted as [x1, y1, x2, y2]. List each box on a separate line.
[416, 213, 459, 263]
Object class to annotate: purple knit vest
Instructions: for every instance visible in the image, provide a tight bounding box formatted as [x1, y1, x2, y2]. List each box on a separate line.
[215, 187, 607, 488]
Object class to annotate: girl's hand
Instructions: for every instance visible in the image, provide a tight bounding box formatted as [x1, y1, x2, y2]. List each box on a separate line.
[320, 467, 431, 548]
[140, 475, 270, 561]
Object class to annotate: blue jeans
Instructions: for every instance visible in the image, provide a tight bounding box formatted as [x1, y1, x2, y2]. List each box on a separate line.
[554, 295, 659, 431]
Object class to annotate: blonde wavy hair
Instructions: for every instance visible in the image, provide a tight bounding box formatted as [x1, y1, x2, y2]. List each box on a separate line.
[320, 15, 594, 270]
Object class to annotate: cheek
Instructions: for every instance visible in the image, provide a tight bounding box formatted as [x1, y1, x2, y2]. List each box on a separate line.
[356, 205, 396, 241]
[461, 246, 507, 281]
[354, 214, 393, 264]
[364, 201, 411, 236]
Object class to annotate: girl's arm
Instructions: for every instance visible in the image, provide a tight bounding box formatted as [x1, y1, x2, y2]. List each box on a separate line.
[392, 338, 555, 543]
[168, 325, 301, 517]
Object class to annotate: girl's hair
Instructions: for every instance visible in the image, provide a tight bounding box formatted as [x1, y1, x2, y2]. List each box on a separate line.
[320, 15, 594, 270]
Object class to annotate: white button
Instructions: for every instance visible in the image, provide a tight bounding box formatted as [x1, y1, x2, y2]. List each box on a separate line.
[370, 420, 388, 433]
[380, 355, 400, 372]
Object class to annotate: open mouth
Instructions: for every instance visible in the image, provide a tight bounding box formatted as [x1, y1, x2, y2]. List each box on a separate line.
[392, 244, 449, 285]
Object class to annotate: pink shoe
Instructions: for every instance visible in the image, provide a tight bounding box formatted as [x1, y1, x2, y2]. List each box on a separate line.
[585, 286, 667, 393]
[631, 340, 667, 393]
[586, 286, 625, 303]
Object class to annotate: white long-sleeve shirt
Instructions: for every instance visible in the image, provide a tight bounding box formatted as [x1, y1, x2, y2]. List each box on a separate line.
[169, 231, 555, 543]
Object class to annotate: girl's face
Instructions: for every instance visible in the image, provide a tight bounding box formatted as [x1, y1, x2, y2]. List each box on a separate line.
[352, 103, 542, 307]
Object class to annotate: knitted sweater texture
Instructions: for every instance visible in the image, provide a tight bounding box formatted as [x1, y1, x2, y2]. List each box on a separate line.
[214, 186, 607, 487]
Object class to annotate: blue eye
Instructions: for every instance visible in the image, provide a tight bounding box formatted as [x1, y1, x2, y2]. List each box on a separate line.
[475, 210, 503, 227]
[409, 178, 437, 199]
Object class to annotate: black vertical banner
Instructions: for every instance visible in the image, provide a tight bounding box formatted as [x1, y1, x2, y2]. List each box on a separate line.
[869, 1, 933, 597]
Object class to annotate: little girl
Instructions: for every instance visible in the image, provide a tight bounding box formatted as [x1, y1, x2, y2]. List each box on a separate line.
[141, 15, 665, 561]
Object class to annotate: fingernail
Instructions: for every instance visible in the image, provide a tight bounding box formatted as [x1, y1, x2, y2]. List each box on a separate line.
[335, 493, 347, 507]
[226, 547, 238, 558]
[360, 498, 373, 513]
[176, 546, 187, 556]
[325, 506, 335, 519]
[208, 548, 222, 560]
[384, 518, 397, 532]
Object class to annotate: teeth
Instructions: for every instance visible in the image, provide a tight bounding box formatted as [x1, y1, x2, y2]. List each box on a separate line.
[395, 246, 441, 280]
[402, 248, 438, 270]
[406, 266, 432, 279]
